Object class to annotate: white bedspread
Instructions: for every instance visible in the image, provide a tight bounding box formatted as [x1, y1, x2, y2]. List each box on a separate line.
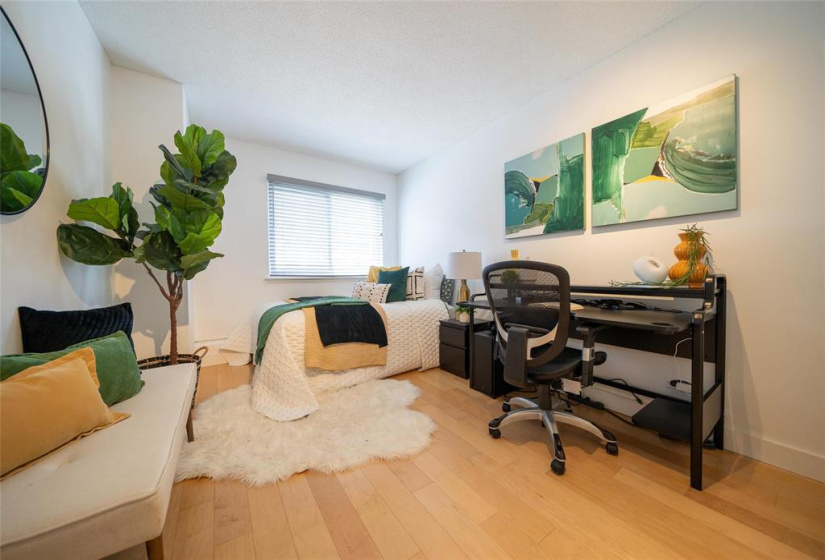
[220, 299, 449, 421]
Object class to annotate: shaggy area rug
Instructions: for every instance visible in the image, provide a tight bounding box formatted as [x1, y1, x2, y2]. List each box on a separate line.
[176, 379, 435, 485]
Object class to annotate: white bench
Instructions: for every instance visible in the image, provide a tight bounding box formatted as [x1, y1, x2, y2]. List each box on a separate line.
[1, 363, 197, 560]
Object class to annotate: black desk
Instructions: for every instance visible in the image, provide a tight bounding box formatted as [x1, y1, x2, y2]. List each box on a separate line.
[460, 274, 727, 491]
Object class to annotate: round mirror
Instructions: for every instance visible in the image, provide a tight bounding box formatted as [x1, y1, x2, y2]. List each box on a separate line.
[0, 6, 49, 215]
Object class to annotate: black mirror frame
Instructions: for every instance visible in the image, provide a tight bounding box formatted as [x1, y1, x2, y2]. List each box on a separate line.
[0, 5, 50, 216]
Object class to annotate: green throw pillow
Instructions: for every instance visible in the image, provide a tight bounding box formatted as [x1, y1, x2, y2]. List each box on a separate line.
[0, 331, 144, 406]
[378, 267, 410, 303]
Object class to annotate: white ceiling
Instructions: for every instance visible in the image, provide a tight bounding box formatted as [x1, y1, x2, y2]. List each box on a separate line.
[79, 1, 698, 173]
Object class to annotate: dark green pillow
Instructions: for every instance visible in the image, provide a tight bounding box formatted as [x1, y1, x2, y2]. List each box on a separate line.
[378, 267, 410, 303]
[0, 331, 143, 406]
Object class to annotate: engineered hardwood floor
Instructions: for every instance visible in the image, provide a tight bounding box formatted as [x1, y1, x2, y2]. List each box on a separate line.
[162, 363, 825, 559]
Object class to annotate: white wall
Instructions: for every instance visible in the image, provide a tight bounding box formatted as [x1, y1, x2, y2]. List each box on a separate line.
[109, 66, 190, 359]
[398, 2, 825, 480]
[192, 137, 398, 360]
[0, 88, 45, 159]
[0, 1, 113, 354]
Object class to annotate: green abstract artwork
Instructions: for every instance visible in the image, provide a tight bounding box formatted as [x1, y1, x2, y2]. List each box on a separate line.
[591, 75, 738, 227]
[504, 133, 585, 238]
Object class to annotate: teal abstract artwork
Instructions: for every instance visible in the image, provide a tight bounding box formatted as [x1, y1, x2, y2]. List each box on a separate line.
[591, 75, 738, 227]
[504, 133, 585, 238]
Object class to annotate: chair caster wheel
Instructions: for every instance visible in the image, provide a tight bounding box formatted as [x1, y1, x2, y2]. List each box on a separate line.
[551, 459, 565, 475]
[488, 418, 501, 429]
[606, 442, 619, 456]
[502, 402, 511, 413]
[489, 428, 501, 439]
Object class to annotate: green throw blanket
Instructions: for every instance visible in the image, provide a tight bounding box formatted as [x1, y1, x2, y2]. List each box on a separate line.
[254, 297, 366, 364]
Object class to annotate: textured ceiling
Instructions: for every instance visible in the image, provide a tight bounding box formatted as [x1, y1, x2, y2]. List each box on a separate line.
[79, 1, 698, 173]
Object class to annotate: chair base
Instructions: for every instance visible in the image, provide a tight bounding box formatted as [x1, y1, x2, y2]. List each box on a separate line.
[488, 391, 618, 475]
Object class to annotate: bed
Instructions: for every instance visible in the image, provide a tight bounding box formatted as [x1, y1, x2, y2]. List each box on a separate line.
[220, 299, 450, 420]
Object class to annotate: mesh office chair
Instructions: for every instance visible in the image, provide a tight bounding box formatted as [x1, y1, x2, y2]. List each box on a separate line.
[484, 261, 618, 475]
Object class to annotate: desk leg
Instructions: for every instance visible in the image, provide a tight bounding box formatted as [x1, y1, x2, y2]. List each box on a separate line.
[467, 308, 475, 380]
[690, 312, 706, 491]
[713, 280, 727, 450]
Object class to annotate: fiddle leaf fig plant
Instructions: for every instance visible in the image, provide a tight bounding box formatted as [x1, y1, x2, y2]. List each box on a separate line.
[57, 125, 236, 363]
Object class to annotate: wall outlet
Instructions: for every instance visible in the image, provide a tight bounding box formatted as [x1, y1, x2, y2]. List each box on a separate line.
[562, 378, 582, 395]
[671, 380, 692, 394]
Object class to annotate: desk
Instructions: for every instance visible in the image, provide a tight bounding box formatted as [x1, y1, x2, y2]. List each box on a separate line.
[460, 274, 727, 491]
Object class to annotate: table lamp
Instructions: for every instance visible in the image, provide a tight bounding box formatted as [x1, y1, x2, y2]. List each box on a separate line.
[446, 250, 482, 303]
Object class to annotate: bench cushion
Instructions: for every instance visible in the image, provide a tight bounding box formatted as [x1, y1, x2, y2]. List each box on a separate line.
[0, 363, 196, 560]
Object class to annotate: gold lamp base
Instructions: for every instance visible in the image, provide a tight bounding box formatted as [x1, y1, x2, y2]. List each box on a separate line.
[458, 279, 470, 303]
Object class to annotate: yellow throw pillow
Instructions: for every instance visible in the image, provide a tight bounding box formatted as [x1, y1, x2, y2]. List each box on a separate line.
[0, 348, 127, 477]
[367, 265, 401, 283]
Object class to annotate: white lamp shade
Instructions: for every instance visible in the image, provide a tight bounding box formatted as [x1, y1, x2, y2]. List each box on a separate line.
[446, 251, 482, 280]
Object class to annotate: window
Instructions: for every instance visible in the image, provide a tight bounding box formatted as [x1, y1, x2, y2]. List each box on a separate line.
[267, 174, 384, 277]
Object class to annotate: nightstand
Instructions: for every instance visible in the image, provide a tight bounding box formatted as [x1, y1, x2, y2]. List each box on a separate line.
[471, 330, 518, 397]
[439, 319, 492, 378]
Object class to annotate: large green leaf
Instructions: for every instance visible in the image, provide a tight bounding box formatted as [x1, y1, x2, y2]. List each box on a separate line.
[57, 224, 131, 265]
[181, 125, 206, 151]
[155, 185, 210, 211]
[0, 124, 32, 177]
[196, 129, 224, 167]
[159, 146, 193, 185]
[179, 208, 220, 250]
[111, 183, 139, 238]
[26, 154, 42, 170]
[200, 151, 237, 193]
[174, 130, 202, 178]
[3, 170, 43, 198]
[0, 183, 33, 213]
[138, 231, 181, 272]
[181, 249, 223, 280]
[67, 197, 122, 231]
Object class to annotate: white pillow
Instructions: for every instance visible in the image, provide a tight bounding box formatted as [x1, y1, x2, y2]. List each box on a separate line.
[352, 282, 390, 303]
[406, 266, 425, 301]
[423, 263, 444, 300]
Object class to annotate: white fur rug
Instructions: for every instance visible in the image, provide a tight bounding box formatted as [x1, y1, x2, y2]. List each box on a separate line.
[176, 379, 435, 485]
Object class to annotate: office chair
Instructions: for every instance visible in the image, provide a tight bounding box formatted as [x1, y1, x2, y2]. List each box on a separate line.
[484, 261, 618, 475]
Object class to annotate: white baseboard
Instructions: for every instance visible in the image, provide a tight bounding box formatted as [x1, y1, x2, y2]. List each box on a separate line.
[723, 428, 825, 483]
[196, 338, 229, 366]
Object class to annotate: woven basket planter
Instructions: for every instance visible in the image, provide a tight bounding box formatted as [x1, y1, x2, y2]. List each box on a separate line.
[138, 347, 208, 441]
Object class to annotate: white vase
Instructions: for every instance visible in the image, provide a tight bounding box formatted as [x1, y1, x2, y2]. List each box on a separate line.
[457, 312, 470, 323]
[633, 255, 668, 284]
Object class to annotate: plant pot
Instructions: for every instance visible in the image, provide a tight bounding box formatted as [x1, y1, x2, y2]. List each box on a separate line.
[668, 232, 709, 288]
[457, 312, 470, 324]
[138, 347, 208, 442]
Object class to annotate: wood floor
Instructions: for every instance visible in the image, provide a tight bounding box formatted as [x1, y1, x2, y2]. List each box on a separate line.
[160, 363, 825, 560]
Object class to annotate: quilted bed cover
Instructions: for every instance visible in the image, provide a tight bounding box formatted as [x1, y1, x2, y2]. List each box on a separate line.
[220, 299, 449, 420]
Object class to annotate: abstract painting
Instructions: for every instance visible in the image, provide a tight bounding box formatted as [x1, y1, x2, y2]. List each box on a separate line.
[591, 75, 737, 227]
[504, 133, 584, 238]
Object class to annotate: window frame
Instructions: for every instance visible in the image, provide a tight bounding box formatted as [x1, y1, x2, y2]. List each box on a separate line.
[265, 174, 386, 280]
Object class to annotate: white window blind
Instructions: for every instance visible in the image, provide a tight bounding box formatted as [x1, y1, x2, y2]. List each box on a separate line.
[267, 175, 384, 277]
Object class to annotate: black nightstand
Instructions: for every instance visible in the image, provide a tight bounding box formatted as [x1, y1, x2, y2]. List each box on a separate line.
[439, 319, 492, 378]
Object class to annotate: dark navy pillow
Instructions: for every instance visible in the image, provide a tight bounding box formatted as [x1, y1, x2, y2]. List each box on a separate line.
[18, 303, 135, 353]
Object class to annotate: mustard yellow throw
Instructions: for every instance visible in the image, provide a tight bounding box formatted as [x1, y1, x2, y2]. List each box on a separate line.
[303, 304, 388, 371]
